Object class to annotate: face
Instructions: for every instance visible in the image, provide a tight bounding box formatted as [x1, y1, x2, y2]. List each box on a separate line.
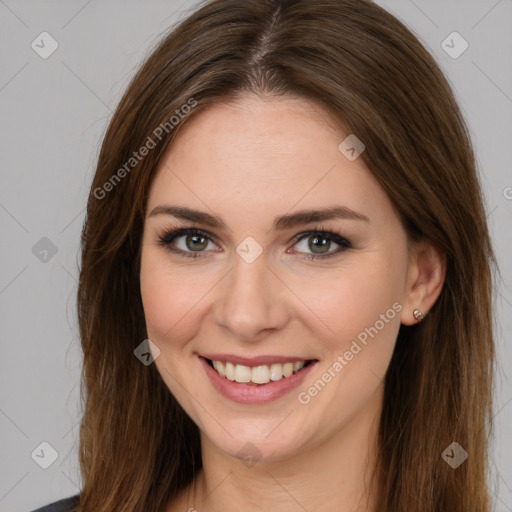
[140, 94, 413, 462]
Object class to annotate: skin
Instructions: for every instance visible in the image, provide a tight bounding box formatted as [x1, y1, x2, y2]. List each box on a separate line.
[139, 94, 446, 512]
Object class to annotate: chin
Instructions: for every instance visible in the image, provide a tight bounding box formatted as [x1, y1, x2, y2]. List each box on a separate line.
[199, 413, 319, 465]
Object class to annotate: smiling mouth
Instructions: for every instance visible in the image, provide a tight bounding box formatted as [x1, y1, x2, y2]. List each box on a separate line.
[203, 357, 315, 385]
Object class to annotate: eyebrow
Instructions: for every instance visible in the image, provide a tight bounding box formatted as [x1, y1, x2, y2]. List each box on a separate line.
[148, 204, 369, 230]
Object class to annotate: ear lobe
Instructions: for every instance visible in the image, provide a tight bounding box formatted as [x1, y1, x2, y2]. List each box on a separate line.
[400, 241, 447, 326]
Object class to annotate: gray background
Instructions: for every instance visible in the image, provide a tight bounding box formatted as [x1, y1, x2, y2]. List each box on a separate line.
[0, 0, 511, 511]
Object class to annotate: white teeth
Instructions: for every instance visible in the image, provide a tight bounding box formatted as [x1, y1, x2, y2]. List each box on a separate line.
[225, 362, 236, 381]
[235, 364, 252, 383]
[210, 359, 309, 384]
[294, 361, 305, 372]
[269, 363, 283, 381]
[252, 365, 270, 384]
[282, 362, 294, 377]
[216, 360, 226, 377]
[212, 360, 226, 377]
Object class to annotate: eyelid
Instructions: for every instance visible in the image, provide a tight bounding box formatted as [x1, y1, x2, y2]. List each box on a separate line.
[287, 229, 351, 259]
[156, 224, 352, 259]
[156, 226, 220, 254]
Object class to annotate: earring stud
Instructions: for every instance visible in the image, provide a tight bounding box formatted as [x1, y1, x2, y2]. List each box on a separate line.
[413, 309, 423, 322]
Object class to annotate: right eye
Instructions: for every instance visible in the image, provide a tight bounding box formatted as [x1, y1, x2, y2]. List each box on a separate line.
[157, 228, 219, 258]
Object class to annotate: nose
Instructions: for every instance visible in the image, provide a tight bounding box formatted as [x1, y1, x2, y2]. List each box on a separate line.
[212, 255, 290, 342]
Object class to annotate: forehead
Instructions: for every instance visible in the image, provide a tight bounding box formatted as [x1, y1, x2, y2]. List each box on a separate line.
[146, 94, 392, 231]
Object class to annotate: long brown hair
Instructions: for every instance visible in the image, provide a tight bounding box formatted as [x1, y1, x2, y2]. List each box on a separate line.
[76, 0, 497, 510]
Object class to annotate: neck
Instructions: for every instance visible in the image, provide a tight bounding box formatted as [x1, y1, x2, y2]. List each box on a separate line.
[171, 388, 384, 512]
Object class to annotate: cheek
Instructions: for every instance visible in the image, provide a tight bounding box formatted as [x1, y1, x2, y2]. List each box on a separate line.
[139, 250, 205, 347]
[291, 255, 405, 353]
[292, 260, 404, 430]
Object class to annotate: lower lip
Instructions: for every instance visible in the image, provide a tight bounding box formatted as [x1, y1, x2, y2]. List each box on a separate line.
[199, 356, 318, 404]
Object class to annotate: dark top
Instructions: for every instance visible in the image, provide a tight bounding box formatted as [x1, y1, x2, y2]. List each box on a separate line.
[30, 494, 80, 512]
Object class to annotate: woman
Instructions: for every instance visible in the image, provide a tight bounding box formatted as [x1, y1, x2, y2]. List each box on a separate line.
[32, 0, 497, 510]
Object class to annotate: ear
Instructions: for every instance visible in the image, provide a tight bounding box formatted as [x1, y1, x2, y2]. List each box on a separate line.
[400, 240, 446, 326]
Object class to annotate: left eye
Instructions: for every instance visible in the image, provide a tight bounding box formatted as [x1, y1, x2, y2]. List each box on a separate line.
[291, 231, 351, 258]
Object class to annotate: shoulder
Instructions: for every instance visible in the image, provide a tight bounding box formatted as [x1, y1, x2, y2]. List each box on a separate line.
[30, 494, 80, 512]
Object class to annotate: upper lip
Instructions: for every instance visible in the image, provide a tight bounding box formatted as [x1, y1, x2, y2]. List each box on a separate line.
[200, 353, 316, 366]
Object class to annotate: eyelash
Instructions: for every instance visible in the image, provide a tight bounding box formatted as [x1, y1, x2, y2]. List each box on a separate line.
[155, 224, 352, 261]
